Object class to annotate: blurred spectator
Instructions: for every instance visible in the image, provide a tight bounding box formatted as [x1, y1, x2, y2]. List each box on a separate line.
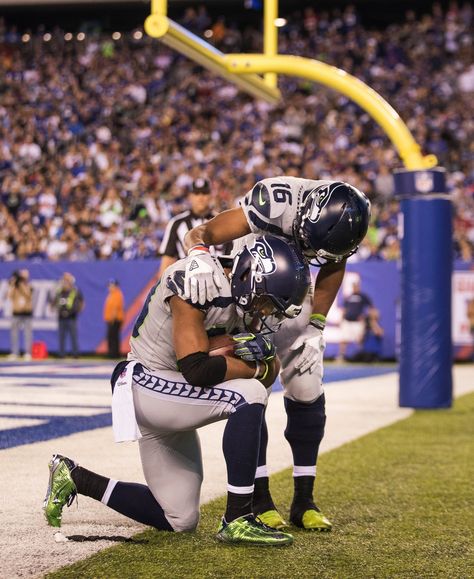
[0, 4, 472, 263]
[103, 278, 125, 358]
[51, 273, 84, 357]
[99, 188, 123, 229]
[374, 166, 395, 200]
[338, 279, 373, 361]
[355, 307, 385, 362]
[7, 269, 33, 360]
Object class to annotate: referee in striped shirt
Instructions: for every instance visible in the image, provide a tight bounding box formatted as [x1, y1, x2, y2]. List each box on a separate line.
[157, 178, 230, 279]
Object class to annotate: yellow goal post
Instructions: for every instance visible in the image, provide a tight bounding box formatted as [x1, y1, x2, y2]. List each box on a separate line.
[145, 0, 436, 170]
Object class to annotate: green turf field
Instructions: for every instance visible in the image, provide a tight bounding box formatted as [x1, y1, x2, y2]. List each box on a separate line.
[47, 393, 474, 579]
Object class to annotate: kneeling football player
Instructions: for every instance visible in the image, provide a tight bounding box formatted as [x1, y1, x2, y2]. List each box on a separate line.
[43, 235, 310, 546]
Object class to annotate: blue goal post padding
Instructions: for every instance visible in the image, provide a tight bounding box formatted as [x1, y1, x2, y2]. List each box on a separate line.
[396, 169, 453, 408]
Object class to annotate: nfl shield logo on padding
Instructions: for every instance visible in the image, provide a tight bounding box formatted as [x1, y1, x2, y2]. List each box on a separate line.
[414, 172, 434, 193]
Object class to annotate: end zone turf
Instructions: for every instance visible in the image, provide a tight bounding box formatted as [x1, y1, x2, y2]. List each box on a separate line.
[47, 391, 474, 579]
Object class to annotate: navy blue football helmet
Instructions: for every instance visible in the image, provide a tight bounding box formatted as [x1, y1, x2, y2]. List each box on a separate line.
[230, 236, 311, 333]
[293, 182, 371, 266]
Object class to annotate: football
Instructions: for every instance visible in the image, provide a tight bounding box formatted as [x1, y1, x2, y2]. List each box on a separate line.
[208, 334, 236, 357]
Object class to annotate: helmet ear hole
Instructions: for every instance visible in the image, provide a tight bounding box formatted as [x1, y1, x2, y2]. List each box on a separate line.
[240, 267, 250, 282]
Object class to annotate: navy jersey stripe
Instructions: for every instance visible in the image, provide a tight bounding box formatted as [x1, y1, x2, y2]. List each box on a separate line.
[133, 366, 247, 409]
[247, 210, 292, 239]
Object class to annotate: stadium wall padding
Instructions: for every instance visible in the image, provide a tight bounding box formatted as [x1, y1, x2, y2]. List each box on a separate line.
[0, 261, 159, 355]
[0, 260, 472, 359]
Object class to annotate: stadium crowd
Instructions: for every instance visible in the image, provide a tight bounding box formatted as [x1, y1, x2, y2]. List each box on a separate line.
[0, 2, 472, 262]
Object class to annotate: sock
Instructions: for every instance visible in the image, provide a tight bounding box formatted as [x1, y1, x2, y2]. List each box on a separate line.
[252, 413, 276, 515]
[292, 475, 316, 505]
[106, 481, 173, 531]
[222, 403, 264, 488]
[284, 394, 326, 467]
[222, 403, 264, 522]
[289, 475, 320, 526]
[71, 466, 173, 531]
[284, 395, 326, 518]
[252, 475, 276, 515]
[257, 411, 269, 468]
[71, 465, 109, 501]
[224, 492, 253, 523]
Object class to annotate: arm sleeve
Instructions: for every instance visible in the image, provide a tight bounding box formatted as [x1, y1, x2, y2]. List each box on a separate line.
[177, 351, 227, 387]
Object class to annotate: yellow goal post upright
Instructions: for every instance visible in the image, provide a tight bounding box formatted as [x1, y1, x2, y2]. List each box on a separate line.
[145, 0, 452, 409]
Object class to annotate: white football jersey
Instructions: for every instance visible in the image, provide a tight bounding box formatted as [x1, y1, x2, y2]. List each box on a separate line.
[128, 257, 241, 372]
[240, 176, 334, 239]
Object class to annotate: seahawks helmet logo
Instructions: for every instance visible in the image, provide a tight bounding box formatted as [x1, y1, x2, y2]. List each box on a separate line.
[308, 186, 332, 223]
[249, 238, 276, 275]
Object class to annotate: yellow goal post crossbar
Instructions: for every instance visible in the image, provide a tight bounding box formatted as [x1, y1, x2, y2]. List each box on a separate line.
[145, 0, 436, 170]
[144, 13, 281, 104]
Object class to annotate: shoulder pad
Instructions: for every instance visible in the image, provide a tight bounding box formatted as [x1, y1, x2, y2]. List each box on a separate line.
[248, 182, 286, 220]
[166, 270, 185, 297]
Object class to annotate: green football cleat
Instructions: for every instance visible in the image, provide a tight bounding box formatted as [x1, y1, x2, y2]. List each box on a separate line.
[300, 509, 332, 531]
[256, 509, 289, 530]
[43, 454, 78, 528]
[290, 502, 332, 531]
[216, 514, 293, 546]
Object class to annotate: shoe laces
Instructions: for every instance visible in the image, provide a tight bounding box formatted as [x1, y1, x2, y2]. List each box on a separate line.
[252, 516, 275, 532]
[66, 490, 78, 508]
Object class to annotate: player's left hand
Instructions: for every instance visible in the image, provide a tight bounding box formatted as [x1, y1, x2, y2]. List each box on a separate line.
[183, 251, 222, 306]
[289, 324, 326, 374]
[232, 333, 276, 362]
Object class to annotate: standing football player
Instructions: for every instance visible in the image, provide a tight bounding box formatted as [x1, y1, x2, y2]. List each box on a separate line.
[43, 235, 310, 547]
[184, 178, 371, 531]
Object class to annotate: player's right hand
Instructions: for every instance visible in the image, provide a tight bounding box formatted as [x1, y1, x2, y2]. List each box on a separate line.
[232, 333, 276, 361]
[184, 250, 223, 305]
[289, 324, 325, 375]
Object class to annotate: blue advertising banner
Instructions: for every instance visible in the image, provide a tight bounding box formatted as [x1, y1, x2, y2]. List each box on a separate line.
[0, 261, 160, 355]
[0, 260, 472, 359]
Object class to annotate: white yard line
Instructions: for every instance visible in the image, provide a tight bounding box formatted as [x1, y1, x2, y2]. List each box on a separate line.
[0, 365, 472, 578]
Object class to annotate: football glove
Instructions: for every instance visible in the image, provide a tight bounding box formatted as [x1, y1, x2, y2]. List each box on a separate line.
[233, 333, 276, 362]
[289, 324, 326, 375]
[183, 250, 223, 306]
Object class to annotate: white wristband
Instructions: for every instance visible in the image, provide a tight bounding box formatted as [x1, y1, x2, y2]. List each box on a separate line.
[252, 361, 261, 379]
[187, 244, 210, 257]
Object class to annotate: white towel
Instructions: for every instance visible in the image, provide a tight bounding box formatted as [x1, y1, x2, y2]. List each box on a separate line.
[111, 361, 142, 443]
